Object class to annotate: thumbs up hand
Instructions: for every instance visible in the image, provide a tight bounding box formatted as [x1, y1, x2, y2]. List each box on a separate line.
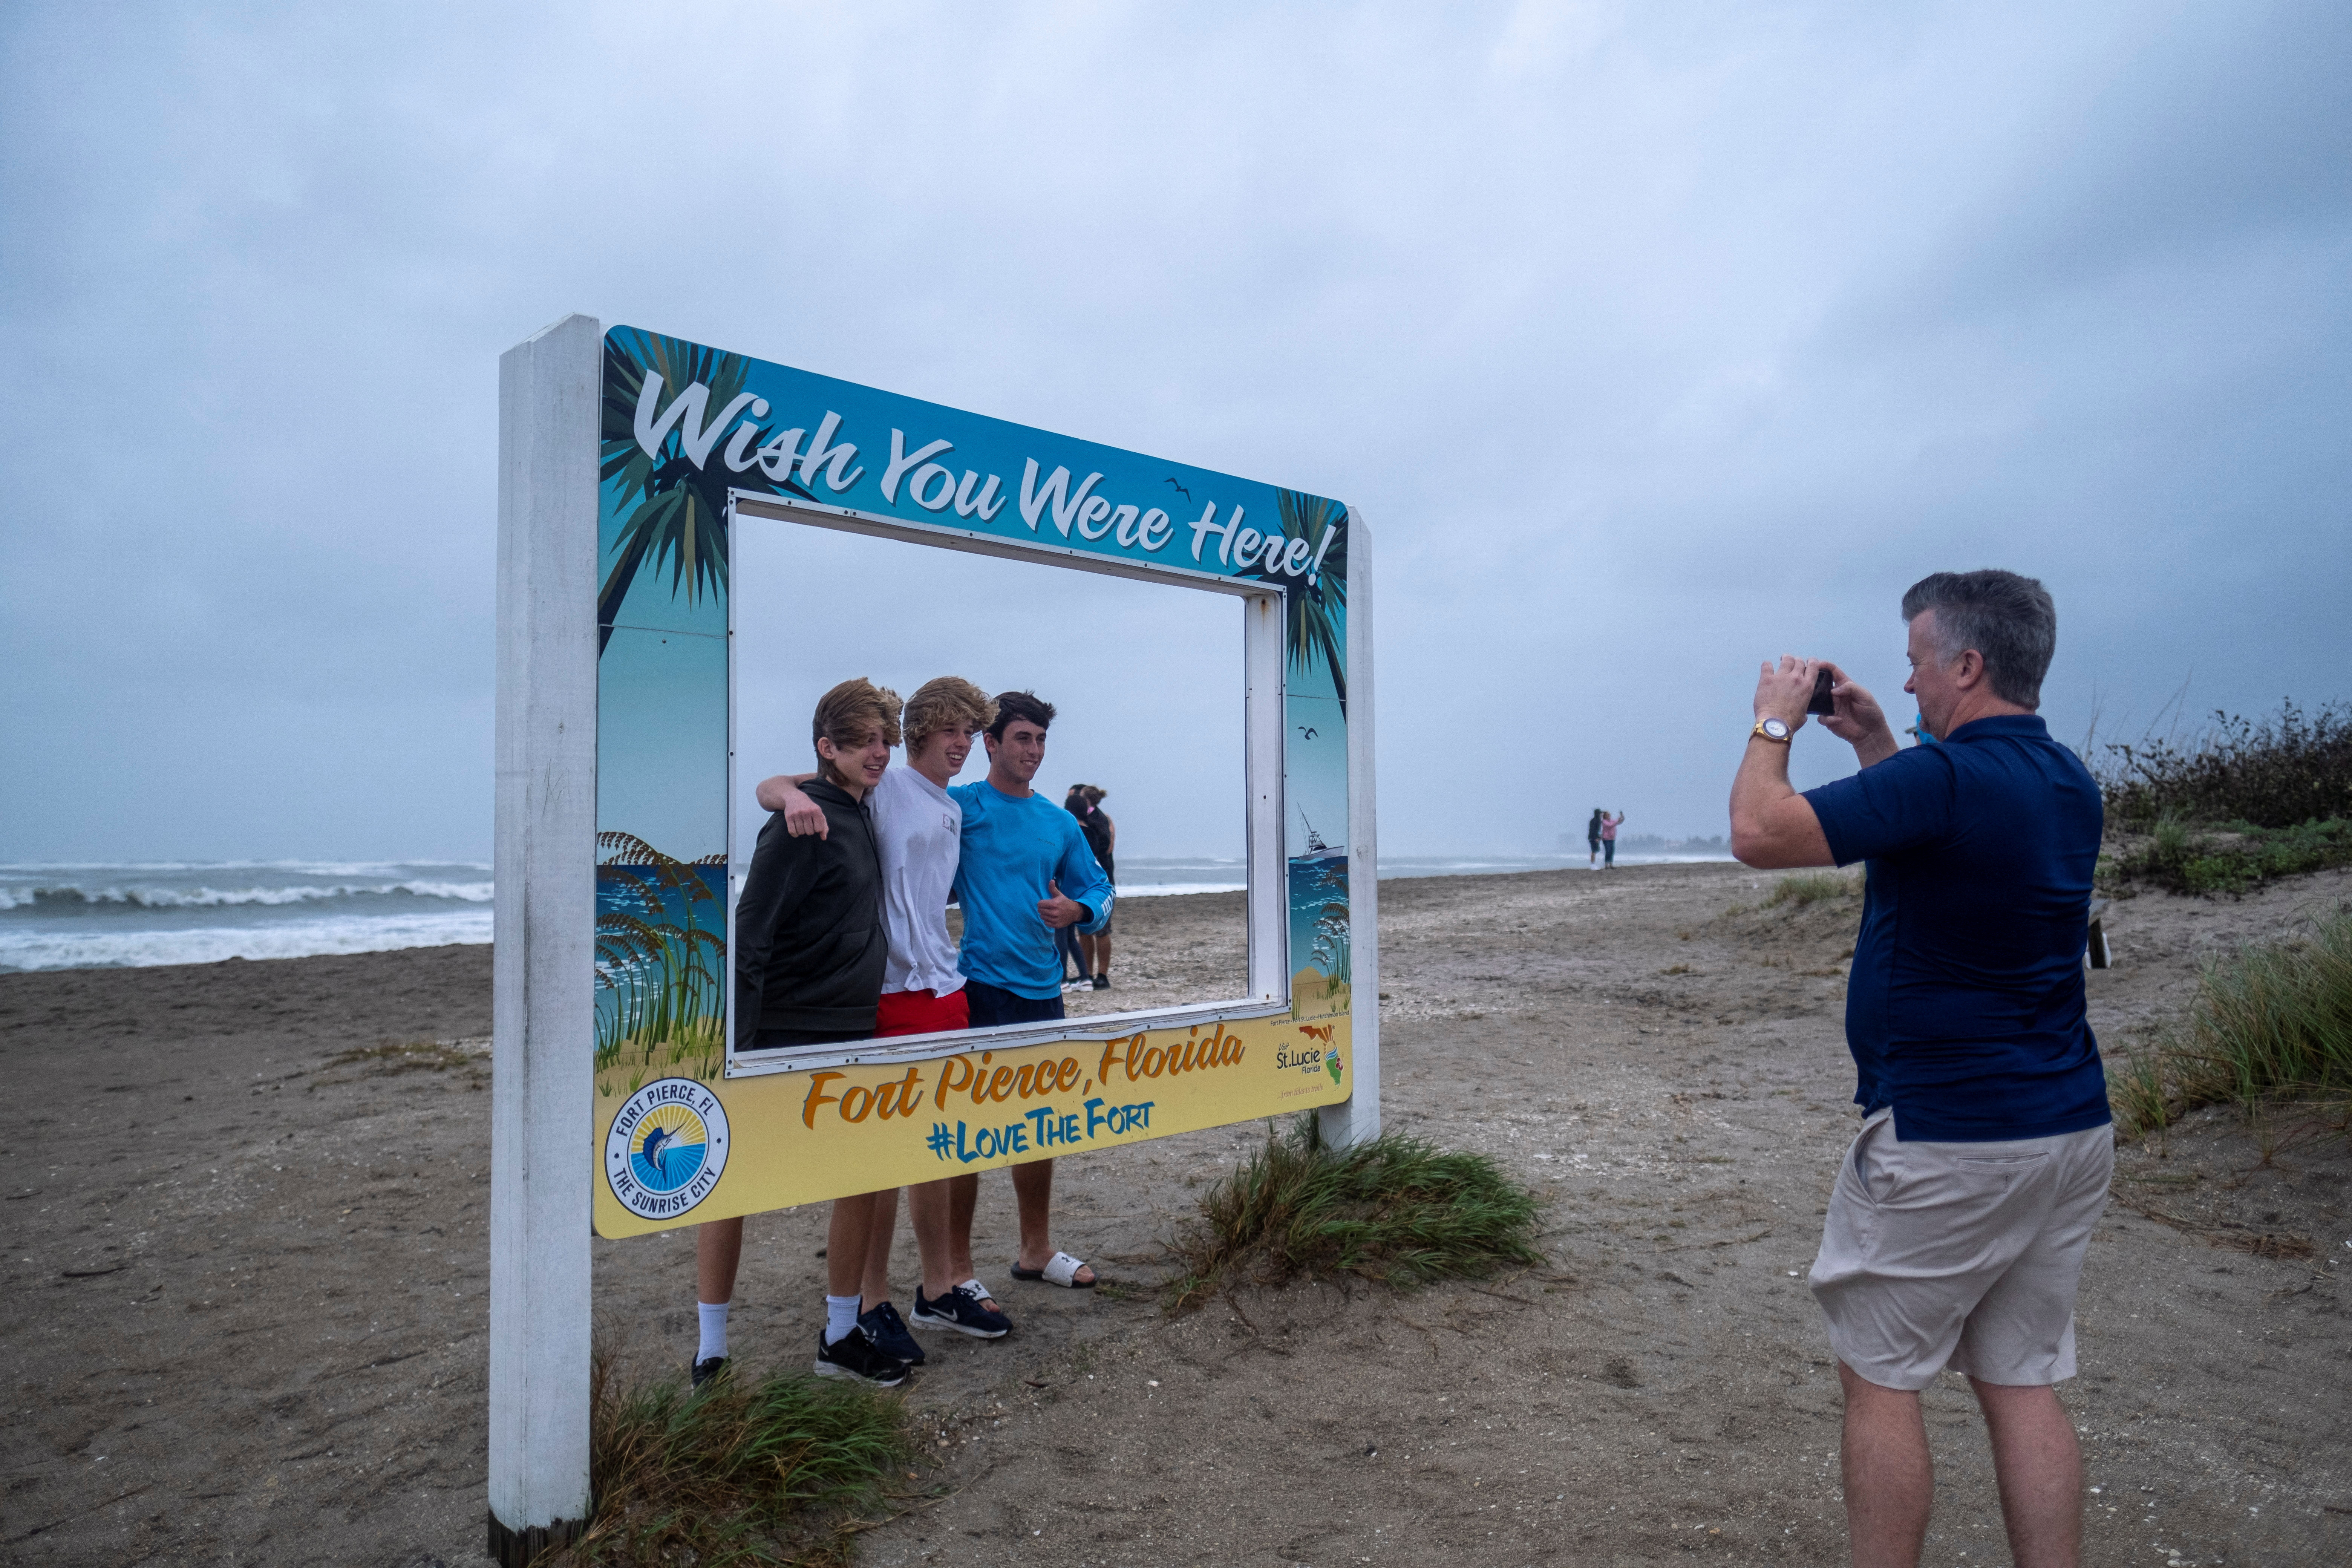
[1038, 878, 1086, 928]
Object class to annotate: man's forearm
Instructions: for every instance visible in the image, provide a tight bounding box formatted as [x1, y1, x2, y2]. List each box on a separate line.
[1729, 737, 1834, 868]
[1730, 736, 1796, 835]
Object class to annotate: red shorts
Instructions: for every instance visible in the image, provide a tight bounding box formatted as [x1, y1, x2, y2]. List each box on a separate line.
[875, 987, 968, 1037]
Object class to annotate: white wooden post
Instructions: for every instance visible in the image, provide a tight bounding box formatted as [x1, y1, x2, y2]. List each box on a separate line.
[1320, 510, 1378, 1147]
[489, 312, 601, 1562]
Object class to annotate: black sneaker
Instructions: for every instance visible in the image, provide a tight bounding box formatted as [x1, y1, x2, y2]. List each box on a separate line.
[911, 1282, 1012, 1339]
[1092, 974, 1110, 991]
[690, 1355, 728, 1390]
[858, 1300, 925, 1365]
[814, 1325, 911, 1387]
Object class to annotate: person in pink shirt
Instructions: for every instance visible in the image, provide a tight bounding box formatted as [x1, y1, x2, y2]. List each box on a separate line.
[1600, 811, 1625, 868]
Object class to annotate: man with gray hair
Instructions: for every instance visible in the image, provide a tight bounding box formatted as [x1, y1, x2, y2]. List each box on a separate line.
[1728, 570, 2110, 1568]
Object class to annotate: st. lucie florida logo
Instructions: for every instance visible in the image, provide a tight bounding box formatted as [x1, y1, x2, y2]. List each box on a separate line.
[605, 1078, 730, 1221]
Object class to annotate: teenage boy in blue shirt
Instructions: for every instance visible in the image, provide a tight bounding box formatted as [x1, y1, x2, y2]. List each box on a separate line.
[950, 691, 1113, 1288]
[1729, 570, 2110, 1568]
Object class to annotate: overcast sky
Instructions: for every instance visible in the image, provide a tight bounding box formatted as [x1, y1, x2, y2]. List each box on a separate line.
[3, 1, 2344, 863]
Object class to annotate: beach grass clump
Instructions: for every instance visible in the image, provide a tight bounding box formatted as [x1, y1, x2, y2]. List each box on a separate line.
[2108, 904, 2352, 1138]
[552, 1352, 917, 1567]
[1762, 870, 1859, 910]
[1165, 1115, 1542, 1312]
[2101, 816, 2352, 898]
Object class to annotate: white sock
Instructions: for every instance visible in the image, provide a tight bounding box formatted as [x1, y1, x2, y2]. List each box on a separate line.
[824, 1294, 862, 1345]
[697, 1300, 730, 1363]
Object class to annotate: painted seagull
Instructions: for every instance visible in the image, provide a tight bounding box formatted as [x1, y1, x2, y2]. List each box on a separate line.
[1164, 477, 1193, 501]
[640, 1123, 677, 1179]
[1297, 726, 1318, 739]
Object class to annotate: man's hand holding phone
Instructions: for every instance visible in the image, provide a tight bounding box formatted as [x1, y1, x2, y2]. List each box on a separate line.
[1812, 661, 1896, 762]
[1753, 655, 1821, 733]
[1755, 657, 1899, 767]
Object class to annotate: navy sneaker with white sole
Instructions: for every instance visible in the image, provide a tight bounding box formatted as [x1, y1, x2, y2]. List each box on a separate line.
[911, 1282, 1013, 1339]
[814, 1325, 911, 1387]
[858, 1300, 926, 1365]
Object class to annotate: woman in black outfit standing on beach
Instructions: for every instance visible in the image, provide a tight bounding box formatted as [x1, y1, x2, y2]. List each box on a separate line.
[1073, 786, 1116, 989]
[1586, 807, 1605, 869]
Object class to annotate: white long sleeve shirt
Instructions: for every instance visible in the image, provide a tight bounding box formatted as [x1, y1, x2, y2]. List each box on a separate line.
[870, 765, 965, 996]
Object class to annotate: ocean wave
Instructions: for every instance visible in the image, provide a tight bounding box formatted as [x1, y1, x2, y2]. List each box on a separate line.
[0, 858, 490, 876]
[0, 879, 494, 912]
[1116, 882, 1247, 899]
[0, 909, 495, 972]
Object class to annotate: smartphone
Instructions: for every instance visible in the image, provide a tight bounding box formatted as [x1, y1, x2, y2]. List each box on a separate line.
[1806, 668, 1836, 717]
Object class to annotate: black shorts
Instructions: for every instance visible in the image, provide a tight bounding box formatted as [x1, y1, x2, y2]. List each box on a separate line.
[964, 978, 1067, 1027]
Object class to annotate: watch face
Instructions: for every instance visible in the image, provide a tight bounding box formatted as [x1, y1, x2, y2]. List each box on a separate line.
[1761, 718, 1790, 740]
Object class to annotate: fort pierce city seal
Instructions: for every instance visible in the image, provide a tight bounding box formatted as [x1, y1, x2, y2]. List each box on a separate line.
[605, 1078, 730, 1221]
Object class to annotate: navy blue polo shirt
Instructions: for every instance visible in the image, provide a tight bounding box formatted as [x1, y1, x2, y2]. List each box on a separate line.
[1802, 714, 2110, 1142]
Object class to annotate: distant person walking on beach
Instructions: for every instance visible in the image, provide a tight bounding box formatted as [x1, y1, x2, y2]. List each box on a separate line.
[1729, 570, 2109, 1568]
[1585, 808, 1604, 868]
[1072, 785, 1116, 989]
[1599, 810, 1624, 868]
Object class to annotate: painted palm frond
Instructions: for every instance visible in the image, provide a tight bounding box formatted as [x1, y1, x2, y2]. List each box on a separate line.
[599, 833, 721, 903]
[1310, 902, 1353, 986]
[596, 828, 729, 1080]
[1253, 489, 1348, 718]
[598, 331, 815, 654]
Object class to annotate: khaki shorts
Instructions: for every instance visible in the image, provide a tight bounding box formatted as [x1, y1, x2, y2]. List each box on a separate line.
[1809, 1110, 2113, 1391]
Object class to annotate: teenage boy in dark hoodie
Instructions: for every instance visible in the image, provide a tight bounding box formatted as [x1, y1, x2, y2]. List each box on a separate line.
[692, 678, 913, 1390]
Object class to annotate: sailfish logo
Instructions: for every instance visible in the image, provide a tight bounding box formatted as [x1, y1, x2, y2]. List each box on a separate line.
[629, 1103, 709, 1194]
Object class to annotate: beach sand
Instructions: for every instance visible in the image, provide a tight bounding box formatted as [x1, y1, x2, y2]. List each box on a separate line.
[4, 865, 2348, 1565]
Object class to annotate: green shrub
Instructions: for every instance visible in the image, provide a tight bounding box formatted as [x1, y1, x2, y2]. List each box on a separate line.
[1762, 870, 1860, 909]
[553, 1352, 916, 1566]
[1166, 1115, 1542, 1312]
[2099, 700, 2352, 830]
[2109, 904, 2352, 1136]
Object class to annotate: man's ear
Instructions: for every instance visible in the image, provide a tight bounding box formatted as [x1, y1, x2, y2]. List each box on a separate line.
[1952, 649, 1988, 690]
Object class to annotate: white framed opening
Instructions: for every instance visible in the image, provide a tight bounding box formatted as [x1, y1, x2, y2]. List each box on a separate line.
[722, 490, 1290, 1078]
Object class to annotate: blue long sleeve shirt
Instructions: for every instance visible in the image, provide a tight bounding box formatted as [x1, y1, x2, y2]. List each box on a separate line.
[949, 781, 1113, 1001]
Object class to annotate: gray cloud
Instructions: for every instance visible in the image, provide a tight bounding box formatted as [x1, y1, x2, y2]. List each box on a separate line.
[3, 0, 2343, 860]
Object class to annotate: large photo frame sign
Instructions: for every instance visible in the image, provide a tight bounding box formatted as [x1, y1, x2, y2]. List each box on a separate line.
[589, 325, 1378, 1237]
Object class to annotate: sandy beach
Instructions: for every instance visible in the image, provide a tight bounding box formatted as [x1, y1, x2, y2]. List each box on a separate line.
[4, 864, 2348, 1566]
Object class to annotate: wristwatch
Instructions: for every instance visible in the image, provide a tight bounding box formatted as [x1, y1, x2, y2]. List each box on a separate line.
[1751, 717, 1792, 744]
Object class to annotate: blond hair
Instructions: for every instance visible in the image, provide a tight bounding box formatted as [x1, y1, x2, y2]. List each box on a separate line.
[812, 678, 902, 782]
[902, 676, 995, 758]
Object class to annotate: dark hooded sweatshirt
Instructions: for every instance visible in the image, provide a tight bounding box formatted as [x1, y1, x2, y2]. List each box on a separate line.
[732, 778, 886, 1044]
